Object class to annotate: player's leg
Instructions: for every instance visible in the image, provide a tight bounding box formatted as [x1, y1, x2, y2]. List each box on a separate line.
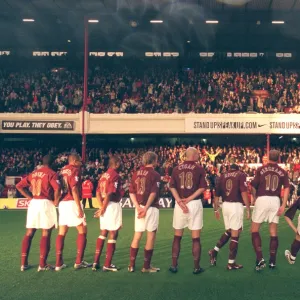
[142, 230, 160, 273]
[38, 228, 53, 271]
[285, 233, 300, 264]
[209, 203, 231, 266]
[191, 229, 204, 274]
[21, 228, 37, 271]
[269, 222, 279, 268]
[169, 229, 184, 273]
[55, 225, 68, 271]
[209, 230, 231, 266]
[74, 224, 91, 269]
[251, 222, 265, 270]
[129, 231, 143, 272]
[103, 230, 119, 272]
[227, 229, 243, 270]
[93, 229, 108, 271]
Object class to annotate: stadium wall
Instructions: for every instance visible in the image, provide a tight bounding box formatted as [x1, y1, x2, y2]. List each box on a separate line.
[0, 198, 175, 209]
[0, 113, 299, 134]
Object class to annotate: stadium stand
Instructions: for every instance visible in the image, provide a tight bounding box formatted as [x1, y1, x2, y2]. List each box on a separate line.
[1, 63, 300, 114]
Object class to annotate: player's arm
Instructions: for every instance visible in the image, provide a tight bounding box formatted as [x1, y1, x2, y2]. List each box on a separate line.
[213, 176, 221, 220]
[96, 182, 103, 209]
[251, 171, 259, 203]
[72, 185, 84, 218]
[101, 192, 114, 215]
[240, 173, 251, 219]
[141, 175, 160, 217]
[50, 174, 61, 206]
[242, 192, 251, 219]
[278, 174, 290, 216]
[284, 201, 299, 234]
[169, 187, 181, 203]
[16, 177, 32, 200]
[169, 187, 188, 213]
[169, 169, 188, 213]
[129, 173, 141, 211]
[184, 187, 205, 203]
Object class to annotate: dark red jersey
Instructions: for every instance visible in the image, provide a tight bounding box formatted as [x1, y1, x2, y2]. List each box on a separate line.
[285, 197, 300, 220]
[169, 161, 207, 199]
[97, 168, 123, 203]
[251, 163, 289, 198]
[129, 166, 161, 208]
[16, 166, 60, 200]
[60, 164, 81, 201]
[215, 170, 247, 203]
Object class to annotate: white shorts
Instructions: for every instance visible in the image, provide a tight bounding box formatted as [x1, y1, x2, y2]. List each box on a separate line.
[297, 215, 300, 235]
[252, 196, 280, 224]
[58, 201, 86, 227]
[26, 199, 57, 229]
[135, 206, 159, 232]
[222, 202, 244, 231]
[173, 200, 203, 230]
[100, 202, 122, 231]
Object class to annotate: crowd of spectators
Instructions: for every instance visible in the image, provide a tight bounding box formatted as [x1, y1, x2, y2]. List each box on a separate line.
[1, 65, 300, 114]
[1, 144, 300, 198]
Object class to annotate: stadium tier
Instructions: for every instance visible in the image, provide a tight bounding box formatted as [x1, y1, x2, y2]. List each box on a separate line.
[0, 67, 300, 114]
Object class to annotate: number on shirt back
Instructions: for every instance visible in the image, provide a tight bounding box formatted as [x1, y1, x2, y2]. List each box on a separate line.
[31, 179, 42, 196]
[225, 179, 232, 196]
[135, 177, 146, 195]
[265, 174, 279, 192]
[179, 172, 193, 189]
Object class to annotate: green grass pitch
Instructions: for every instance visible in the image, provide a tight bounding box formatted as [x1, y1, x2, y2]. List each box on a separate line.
[0, 209, 299, 300]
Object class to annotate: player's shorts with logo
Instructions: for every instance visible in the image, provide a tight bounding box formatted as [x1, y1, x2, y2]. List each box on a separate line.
[26, 199, 57, 229]
[252, 196, 280, 224]
[222, 202, 244, 230]
[173, 199, 203, 230]
[58, 201, 86, 227]
[135, 206, 159, 232]
[100, 202, 122, 231]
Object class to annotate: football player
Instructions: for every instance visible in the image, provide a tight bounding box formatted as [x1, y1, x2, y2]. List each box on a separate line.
[55, 154, 91, 271]
[251, 150, 289, 270]
[209, 163, 251, 270]
[169, 147, 207, 274]
[17, 155, 60, 272]
[284, 189, 300, 264]
[92, 156, 123, 272]
[128, 152, 161, 273]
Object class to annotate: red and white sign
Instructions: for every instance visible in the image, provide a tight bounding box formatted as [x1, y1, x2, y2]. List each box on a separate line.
[16, 199, 31, 209]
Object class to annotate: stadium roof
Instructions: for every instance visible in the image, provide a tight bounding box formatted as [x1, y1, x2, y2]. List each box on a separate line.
[1, 0, 300, 51]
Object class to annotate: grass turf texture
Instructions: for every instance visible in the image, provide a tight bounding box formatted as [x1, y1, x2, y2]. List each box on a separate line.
[0, 209, 299, 300]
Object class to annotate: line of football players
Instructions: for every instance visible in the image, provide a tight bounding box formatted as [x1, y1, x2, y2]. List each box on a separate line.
[17, 149, 300, 273]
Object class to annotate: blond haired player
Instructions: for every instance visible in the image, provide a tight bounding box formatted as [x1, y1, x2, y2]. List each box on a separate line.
[55, 154, 91, 271]
[17, 155, 61, 272]
[169, 147, 207, 274]
[128, 152, 161, 273]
